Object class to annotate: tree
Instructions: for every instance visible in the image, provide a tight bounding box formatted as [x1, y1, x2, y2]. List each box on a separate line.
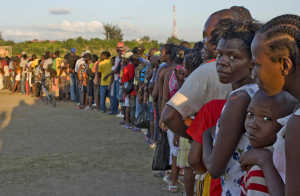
[141, 36, 150, 42]
[103, 23, 123, 42]
[166, 36, 184, 45]
[0, 31, 3, 41]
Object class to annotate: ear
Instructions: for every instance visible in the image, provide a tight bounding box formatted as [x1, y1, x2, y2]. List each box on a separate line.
[280, 56, 293, 76]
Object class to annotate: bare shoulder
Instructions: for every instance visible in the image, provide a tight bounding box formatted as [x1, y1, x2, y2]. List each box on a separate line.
[226, 90, 252, 110]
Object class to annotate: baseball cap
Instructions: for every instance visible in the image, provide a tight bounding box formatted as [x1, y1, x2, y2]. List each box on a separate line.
[81, 52, 85, 57]
[230, 6, 252, 20]
[17, 55, 21, 58]
[53, 55, 56, 58]
[117, 42, 125, 48]
[22, 51, 26, 55]
[121, 51, 133, 59]
[71, 48, 77, 53]
[137, 45, 145, 54]
[120, 46, 130, 53]
[85, 50, 91, 54]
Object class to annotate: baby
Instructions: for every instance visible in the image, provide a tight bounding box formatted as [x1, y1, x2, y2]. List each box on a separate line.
[239, 90, 297, 196]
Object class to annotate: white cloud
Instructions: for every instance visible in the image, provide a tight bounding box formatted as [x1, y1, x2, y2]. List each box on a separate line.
[121, 15, 132, 19]
[3, 30, 39, 38]
[32, 21, 103, 33]
[49, 7, 72, 15]
[119, 22, 135, 30]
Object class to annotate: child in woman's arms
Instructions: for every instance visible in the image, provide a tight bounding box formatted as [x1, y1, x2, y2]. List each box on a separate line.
[239, 90, 297, 196]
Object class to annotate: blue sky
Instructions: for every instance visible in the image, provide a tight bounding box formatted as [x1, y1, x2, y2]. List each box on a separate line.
[1, 0, 299, 43]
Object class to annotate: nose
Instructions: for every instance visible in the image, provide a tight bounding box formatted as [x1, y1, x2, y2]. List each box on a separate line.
[248, 117, 258, 130]
[217, 55, 228, 67]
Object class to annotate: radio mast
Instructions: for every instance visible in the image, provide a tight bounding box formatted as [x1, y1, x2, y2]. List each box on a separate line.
[172, 5, 178, 38]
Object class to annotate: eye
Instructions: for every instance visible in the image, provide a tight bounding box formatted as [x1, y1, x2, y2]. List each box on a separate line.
[230, 56, 235, 60]
[263, 116, 272, 121]
[247, 111, 253, 116]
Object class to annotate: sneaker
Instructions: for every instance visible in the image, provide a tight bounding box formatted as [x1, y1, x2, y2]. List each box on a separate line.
[132, 127, 141, 132]
[85, 106, 90, 110]
[141, 129, 147, 133]
[123, 125, 132, 129]
[92, 103, 96, 107]
[116, 113, 124, 118]
[77, 103, 80, 106]
[145, 139, 151, 144]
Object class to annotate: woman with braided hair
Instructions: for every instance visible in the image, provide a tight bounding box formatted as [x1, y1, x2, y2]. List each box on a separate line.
[238, 14, 300, 196]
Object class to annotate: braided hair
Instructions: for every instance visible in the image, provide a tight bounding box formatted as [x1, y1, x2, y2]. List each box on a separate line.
[210, 18, 261, 55]
[174, 46, 190, 65]
[257, 14, 300, 66]
[184, 49, 203, 72]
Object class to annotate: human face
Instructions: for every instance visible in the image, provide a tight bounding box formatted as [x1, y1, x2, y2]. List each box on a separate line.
[252, 34, 286, 96]
[202, 16, 218, 61]
[111, 59, 115, 66]
[216, 38, 253, 84]
[245, 91, 283, 148]
[100, 54, 105, 61]
[160, 47, 169, 62]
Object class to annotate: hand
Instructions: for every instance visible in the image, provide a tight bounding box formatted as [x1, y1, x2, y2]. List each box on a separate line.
[174, 67, 185, 83]
[238, 148, 273, 172]
[159, 119, 168, 132]
[107, 85, 111, 90]
[173, 136, 180, 147]
[138, 95, 143, 104]
[72, 69, 75, 73]
[138, 88, 143, 96]
[103, 75, 109, 81]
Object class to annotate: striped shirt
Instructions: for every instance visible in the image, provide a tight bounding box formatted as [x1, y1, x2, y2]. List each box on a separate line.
[240, 165, 269, 196]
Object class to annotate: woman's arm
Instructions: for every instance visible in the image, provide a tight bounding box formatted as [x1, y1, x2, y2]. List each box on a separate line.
[152, 68, 164, 102]
[203, 91, 251, 179]
[285, 115, 300, 196]
[78, 66, 82, 80]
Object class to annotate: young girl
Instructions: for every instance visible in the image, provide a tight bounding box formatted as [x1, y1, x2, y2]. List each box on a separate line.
[11, 59, 21, 94]
[202, 18, 261, 196]
[59, 54, 69, 102]
[51, 69, 59, 100]
[25, 59, 33, 95]
[161, 46, 191, 193]
[238, 14, 300, 196]
[239, 90, 297, 196]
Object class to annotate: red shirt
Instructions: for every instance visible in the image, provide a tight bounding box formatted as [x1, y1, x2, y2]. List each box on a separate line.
[1, 61, 7, 75]
[121, 63, 136, 96]
[187, 99, 226, 196]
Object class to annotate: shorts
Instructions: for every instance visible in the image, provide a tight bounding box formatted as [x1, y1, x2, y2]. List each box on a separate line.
[147, 102, 154, 121]
[124, 96, 130, 107]
[88, 80, 94, 97]
[94, 83, 100, 97]
[83, 85, 87, 92]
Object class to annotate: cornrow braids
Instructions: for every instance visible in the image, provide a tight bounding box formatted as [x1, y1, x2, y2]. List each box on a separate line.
[257, 14, 300, 67]
[210, 18, 262, 54]
[184, 49, 203, 72]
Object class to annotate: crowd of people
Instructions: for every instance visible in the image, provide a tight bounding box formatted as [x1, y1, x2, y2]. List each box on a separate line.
[1, 5, 300, 196]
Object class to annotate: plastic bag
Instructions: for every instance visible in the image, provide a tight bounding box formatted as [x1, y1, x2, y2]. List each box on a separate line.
[152, 131, 171, 171]
[135, 105, 150, 128]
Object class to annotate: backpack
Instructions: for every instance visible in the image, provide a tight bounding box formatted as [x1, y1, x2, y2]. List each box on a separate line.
[134, 62, 149, 82]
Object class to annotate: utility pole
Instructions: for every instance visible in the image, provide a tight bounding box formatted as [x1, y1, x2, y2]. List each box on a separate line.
[172, 5, 178, 38]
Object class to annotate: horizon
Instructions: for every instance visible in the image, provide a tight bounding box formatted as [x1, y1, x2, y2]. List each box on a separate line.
[1, 0, 299, 43]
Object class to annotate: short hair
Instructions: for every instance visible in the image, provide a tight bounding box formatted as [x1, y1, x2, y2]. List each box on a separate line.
[55, 50, 60, 56]
[101, 51, 111, 59]
[275, 91, 298, 115]
[23, 54, 27, 59]
[111, 56, 117, 61]
[193, 41, 204, 50]
[163, 43, 175, 60]
[132, 47, 138, 54]
[180, 41, 191, 49]
[92, 54, 98, 61]
[210, 18, 261, 55]
[130, 54, 140, 62]
[32, 54, 37, 58]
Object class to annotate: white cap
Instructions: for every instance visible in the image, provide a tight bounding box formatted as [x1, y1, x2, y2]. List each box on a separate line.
[22, 51, 26, 55]
[85, 50, 91, 54]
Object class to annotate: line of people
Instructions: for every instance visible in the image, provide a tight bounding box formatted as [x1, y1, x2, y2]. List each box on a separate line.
[2, 6, 300, 196]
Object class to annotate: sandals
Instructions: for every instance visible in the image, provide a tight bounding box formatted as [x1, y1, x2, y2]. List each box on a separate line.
[119, 121, 125, 125]
[163, 175, 172, 184]
[162, 184, 178, 193]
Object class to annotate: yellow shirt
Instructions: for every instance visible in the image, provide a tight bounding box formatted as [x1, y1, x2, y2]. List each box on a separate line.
[98, 59, 112, 86]
[31, 59, 39, 72]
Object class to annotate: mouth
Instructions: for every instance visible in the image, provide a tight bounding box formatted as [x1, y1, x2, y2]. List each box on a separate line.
[245, 132, 258, 140]
[217, 70, 229, 78]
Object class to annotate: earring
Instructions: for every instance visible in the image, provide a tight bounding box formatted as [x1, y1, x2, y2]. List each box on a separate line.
[251, 67, 255, 79]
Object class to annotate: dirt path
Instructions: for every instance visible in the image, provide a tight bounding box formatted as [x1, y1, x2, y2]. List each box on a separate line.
[0, 89, 185, 196]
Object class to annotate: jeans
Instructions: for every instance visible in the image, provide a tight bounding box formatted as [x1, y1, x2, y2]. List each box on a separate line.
[20, 75, 26, 94]
[76, 78, 80, 102]
[110, 80, 119, 114]
[135, 95, 143, 118]
[129, 95, 136, 126]
[70, 73, 76, 101]
[100, 85, 110, 111]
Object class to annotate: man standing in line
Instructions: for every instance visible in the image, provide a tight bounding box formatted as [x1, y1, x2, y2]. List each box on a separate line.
[43, 53, 53, 87]
[66, 48, 78, 102]
[74, 52, 86, 104]
[19, 54, 28, 94]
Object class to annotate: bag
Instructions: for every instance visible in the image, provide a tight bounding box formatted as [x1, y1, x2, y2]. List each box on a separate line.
[135, 62, 149, 82]
[124, 77, 134, 94]
[135, 105, 150, 128]
[152, 131, 171, 171]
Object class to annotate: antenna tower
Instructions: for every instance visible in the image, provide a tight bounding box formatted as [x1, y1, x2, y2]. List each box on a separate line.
[172, 5, 178, 38]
